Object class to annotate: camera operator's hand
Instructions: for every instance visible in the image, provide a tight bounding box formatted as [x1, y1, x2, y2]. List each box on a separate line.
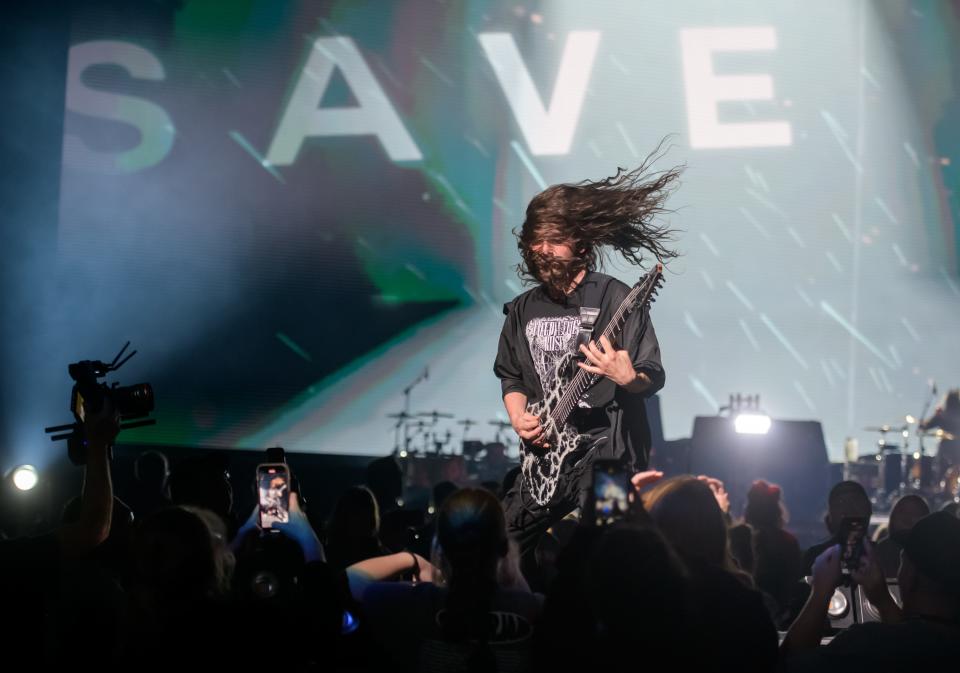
[57, 401, 118, 557]
[811, 544, 842, 595]
[83, 399, 120, 449]
[273, 492, 325, 563]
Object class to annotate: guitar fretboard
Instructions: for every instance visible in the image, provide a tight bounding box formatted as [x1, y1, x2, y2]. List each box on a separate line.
[549, 266, 661, 427]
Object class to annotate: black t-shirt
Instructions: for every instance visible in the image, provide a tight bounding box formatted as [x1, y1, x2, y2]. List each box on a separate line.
[513, 276, 611, 439]
[493, 271, 665, 470]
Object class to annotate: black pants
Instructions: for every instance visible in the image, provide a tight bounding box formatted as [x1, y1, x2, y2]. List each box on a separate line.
[501, 437, 609, 577]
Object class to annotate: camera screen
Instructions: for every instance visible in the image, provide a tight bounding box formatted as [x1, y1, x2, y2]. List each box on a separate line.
[593, 468, 630, 527]
[258, 466, 290, 529]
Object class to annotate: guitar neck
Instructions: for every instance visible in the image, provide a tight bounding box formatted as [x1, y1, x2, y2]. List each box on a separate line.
[552, 283, 644, 426]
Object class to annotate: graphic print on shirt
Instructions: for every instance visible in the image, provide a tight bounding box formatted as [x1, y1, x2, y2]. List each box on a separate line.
[522, 315, 591, 506]
[524, 316, 581, 400]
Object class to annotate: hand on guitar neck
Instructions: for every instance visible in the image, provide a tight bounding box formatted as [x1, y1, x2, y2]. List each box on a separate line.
[577, 334, 654, 394]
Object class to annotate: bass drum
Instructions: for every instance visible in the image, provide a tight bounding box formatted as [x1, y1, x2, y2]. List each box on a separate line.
[906, 454, 938, 490]
[404, 454, 469, 489]
[881, 448, 903, 494]
[847, 455, 881, 492]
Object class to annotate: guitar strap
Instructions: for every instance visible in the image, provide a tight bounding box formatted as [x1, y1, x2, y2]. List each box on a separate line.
[574, 273, 616, 351]
[575, 275, 619, 407]
[575, 307, 601, 351]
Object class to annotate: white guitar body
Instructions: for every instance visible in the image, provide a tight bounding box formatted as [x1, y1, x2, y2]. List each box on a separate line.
[516, 264, 664, 509]
[520, 351, 591, 507]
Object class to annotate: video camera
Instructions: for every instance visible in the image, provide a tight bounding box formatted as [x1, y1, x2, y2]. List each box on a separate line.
[45, 342, 155, 465]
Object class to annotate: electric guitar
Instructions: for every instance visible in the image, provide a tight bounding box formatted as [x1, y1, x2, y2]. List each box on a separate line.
[520, 263, 664, 506]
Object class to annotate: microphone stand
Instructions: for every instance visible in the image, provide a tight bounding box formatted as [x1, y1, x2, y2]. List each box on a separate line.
[400, 367, 428, 454]
[916, 384, 938, 486]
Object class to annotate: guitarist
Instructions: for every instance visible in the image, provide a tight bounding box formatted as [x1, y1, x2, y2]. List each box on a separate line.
[494, 160, 680, 568]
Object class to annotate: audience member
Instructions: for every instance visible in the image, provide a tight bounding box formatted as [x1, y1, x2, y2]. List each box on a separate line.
[800, 480, 872, 575]
[743, 480, 802, 624]
[127, 449, 173, 518]
[644, 476, 778, 673]
[366, 455, 422, 552]
[0, 402, 118, 665]
[587, 526, 693, 667]
[121, 505, 238, 667]
[942, 500, 960, 518]
[348, 487, 541, 672]
[874, 494, 929, 577]
[781, 511, 960, 671]
[168, 452, 235, 533]
[325, 485, 388, 570]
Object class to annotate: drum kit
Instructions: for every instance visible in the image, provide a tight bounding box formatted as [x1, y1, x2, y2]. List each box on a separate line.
[385, 367, 519, 489]
[387, 409, 518, 488]
[849, 417, 958, 507]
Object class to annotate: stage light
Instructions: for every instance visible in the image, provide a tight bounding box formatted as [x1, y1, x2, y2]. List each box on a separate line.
[734, 413, 771, 435]
[11, 465, 39, 491]
[722, 393, 771, 434]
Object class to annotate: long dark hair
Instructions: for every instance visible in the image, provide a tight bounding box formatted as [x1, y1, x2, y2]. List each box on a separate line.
[644, 476, 750, 585]
[517, 140, 682, 287]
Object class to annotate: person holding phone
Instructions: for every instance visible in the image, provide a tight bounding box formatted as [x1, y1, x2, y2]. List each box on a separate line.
[781, 512, 960, 669]
[0, 399, 120, 663]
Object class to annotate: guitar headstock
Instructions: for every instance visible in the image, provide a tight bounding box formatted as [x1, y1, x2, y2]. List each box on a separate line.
[635, 263, 664, 308]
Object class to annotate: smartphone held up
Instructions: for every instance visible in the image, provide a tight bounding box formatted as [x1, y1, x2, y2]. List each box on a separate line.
[839, 516, 868, 575]
[591, 460, 632, 527]
[257, 463, 291, 531]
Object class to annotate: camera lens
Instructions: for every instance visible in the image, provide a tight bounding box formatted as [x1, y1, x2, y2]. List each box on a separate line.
[113, 383, 154, 416]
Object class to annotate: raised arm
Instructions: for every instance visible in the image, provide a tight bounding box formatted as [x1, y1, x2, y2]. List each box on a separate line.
[780, 544, 841, 655]
[56, 404, 119, 557]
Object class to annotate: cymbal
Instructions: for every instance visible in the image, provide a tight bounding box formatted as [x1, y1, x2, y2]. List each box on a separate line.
[387, 411, 416, 419]
[863, 424, 907, 433]
[417, 411, 454, 419]
[920, 428, 956, 441]
[488, 419, 513, 429]
[456, 419, 477, 426]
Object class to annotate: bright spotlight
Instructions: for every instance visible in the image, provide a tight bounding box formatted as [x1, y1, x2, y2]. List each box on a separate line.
[734, 413, 771, 435]
[12, 465, 39, 491]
